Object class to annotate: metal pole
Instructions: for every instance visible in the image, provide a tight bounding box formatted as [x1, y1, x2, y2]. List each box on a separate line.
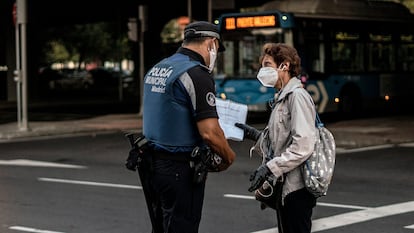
[20, 21, 28, 130]
[118, 12, 123, 102]
[15, 17, 22, 129]
[138, 5, 147, 116]
[208, 0, 212, 22]
[118, 68, 123, 102]
[188, 0, 192, 22]
[138, 35, 144, 116]
[16, 0, 29, 131]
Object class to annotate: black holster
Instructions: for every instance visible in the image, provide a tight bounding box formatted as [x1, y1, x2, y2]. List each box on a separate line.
[190, 146, 222, 184]
[125, 133, 163, 233]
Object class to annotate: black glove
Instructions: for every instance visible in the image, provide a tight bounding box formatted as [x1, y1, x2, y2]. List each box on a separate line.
[248, 164, 272, 192]
[125, 148, 140, 171]
[235, 123, 261, 141]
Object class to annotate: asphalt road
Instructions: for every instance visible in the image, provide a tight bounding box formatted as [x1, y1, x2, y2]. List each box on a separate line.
[0, 132, 413, 233]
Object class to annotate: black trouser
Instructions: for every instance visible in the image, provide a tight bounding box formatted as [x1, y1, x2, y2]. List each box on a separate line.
[278, 188, 317, 233]
[151, 156, 206, 233]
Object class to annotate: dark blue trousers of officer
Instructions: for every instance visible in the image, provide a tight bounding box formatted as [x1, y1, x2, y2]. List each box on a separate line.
[151, 156, 206, 233]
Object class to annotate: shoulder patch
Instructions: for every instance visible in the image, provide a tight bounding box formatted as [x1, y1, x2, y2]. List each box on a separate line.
[206, 92, 216, 106]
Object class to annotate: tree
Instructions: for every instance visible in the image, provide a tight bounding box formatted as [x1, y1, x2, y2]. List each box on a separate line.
[401, 0, 414, 13]
[39, 21, 131, 70]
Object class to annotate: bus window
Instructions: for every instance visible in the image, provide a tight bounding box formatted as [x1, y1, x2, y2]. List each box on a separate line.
[331, 41, 364, 72]
[367, 43, 395, 72]
[239, 36, 257, 76]
[217, 28, 285, 78]
[298, 22, 325, 76]
[218, 36, 267, 78]
[399, 34, 414, 72]
[219, 41, 234, 77]
[304, 42, 325, 74]
[399, 44, 414, 71]
[367, 34, 395, 72]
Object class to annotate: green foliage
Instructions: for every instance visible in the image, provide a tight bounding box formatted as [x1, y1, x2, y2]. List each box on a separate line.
[401, 0, 414, 13]
[39, 21, 131, 67]
[161, 19, 182, 43]
[43, 40, 70, 64]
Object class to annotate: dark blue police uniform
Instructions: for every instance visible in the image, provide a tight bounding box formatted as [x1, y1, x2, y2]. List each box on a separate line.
[142, 47, 219, 233]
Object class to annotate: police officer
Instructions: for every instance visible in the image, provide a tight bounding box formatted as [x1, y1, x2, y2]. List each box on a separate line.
[142, 21, 236, 233]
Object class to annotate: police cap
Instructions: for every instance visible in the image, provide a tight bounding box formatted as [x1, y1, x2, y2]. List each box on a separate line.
[184, 21, 225, 52]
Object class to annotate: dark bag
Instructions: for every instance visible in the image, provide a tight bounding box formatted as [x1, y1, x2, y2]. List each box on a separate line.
[254, 176, 284, 210]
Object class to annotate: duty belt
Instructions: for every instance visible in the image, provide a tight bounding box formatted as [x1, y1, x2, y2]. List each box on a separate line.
[152, 150, 192, 162]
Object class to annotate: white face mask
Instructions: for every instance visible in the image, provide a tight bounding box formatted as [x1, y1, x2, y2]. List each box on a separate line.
[208, 42, 217, 73]
[256, 66, 278, 87]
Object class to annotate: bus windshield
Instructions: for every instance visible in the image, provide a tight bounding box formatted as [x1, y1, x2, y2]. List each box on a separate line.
[216, 28, 285, 78]
[214, 11, 295, 112]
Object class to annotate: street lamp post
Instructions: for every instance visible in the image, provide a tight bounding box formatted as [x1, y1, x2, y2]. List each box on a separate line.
[15, 0, 29, 131]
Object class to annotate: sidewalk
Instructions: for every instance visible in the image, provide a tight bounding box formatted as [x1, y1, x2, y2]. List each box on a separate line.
[1, 112, 413, 149]
[0, 113, 142, 142]
[327, 115, 414, 149]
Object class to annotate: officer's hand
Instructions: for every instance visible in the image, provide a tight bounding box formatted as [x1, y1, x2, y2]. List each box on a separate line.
[248, 164, 272, 192]
[235, 123, 261, 141]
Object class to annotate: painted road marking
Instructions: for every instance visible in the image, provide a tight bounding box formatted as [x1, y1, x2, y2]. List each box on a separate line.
[337, 142, 414, 154]
[405, 224, 414, 229]
[28, 179, 414, 232]
[37, 180, 371, 211]
[400, 142, 414, 147]
[224, 194, 255, 200]
[315, 201, 369, 210]
[250, 201, 414, 233]
[9, 225, 65, 233]
[0, 159, 86, 169]
[38, 177, 141, 189]
[224, 194, 369, 210]
[337, 144, 394, 154]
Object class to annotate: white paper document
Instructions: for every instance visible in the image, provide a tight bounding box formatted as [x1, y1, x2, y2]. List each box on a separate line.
[215, 98, 248, 141]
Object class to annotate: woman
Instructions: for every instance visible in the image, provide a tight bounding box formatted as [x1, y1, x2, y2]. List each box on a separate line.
[240, 43, 317, 233]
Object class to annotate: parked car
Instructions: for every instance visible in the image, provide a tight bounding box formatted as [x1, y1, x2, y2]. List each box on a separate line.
[87, 67, 118, 87]
[46, 68, 93, 90]
[88, 67, 136, 93]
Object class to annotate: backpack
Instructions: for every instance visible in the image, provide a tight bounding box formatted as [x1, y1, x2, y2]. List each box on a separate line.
[301, 113, 336, 198]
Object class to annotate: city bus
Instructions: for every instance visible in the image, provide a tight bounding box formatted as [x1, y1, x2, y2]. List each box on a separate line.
[214, 0, 414, 114]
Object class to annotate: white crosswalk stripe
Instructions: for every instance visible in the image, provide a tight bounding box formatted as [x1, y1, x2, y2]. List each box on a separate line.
[250, 201, 414, 233]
